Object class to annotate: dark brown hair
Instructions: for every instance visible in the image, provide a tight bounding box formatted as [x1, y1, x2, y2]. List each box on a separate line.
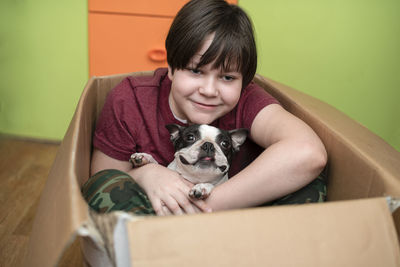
[165, 0, 257, 87]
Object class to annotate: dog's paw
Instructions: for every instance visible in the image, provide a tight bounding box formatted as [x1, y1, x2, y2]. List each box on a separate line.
[130, 153, 157, 168]
[189, 183, 213, 200]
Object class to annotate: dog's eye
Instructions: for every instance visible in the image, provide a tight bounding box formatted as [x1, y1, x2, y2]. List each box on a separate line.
[220, 140, 231, 149]
[185, 134, 196, 142]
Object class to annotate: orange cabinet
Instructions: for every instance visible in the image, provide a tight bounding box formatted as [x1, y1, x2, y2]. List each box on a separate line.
[88, 0, 237, 76]
[89, 0, 190, 17]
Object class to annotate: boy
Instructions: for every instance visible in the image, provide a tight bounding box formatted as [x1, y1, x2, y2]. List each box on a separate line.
[84, 0, 327, 216]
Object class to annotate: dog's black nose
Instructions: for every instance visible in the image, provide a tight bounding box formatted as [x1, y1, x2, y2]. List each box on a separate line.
[201, 142, 215, 153]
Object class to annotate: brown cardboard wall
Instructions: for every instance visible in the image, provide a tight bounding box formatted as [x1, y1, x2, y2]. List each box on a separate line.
[254, 75, 400, 201]
[128, 198, 400, 266]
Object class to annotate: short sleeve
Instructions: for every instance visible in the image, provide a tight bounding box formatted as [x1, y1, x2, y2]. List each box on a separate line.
[237, 82, 280, 130]
[93, 79, 138, 161]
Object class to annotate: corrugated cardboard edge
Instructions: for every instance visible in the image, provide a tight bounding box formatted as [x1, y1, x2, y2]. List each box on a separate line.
[387, 197, 400, 213]
[77, 210, 110, 267]
[127, 197, 400, 267]
[79, 210, 145, 267]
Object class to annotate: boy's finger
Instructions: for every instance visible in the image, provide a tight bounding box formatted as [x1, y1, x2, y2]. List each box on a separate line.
[163, 196, 184, 215]
[191, 199, 212, 213]
[151, 200, 164, 216]
[181, 178, 195, 188]
[149, 196, 174, 216]
[171, 190, 197, 214]
[161, 205, 172, 216]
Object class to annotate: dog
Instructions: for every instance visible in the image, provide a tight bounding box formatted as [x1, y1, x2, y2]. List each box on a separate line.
[130, 124, 248, 200]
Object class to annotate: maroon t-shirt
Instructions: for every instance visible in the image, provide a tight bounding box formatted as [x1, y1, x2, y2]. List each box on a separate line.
[93, 68, 280, 176]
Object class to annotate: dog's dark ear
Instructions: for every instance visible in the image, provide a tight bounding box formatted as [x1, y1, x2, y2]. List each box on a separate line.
[165, 124, 183, 143]
[229, 129, 248, 151]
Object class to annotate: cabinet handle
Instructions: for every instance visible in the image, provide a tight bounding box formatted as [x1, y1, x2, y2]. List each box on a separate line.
[148, 48, 167, 62]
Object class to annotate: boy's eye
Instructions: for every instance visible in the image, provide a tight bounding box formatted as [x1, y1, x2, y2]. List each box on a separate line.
[221, 74, 238, 82]
[189, 68, 201, 75]
[222, 75, 235, 81]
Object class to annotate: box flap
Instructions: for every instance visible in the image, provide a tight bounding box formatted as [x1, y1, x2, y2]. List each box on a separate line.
[127, 197, 400, 267]
[21, 78, 96, 267]
[22, 72, 153, 267]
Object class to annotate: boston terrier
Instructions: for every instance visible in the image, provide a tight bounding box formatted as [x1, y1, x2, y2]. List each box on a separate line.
[130, 124, 248, 200]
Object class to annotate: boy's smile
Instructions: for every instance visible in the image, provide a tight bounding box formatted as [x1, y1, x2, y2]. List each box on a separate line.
[168, 36, 243, 125]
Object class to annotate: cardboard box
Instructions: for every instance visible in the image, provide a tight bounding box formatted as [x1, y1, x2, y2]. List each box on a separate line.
[23, 71, 400, 267]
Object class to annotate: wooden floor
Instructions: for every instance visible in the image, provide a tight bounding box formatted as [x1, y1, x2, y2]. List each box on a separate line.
[0, 136, 82, 267]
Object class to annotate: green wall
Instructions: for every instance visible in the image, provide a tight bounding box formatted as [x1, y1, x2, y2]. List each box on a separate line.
[0, 0, 399, 152]
[240, 0, 400, 151]
[0, 0, 88, 141]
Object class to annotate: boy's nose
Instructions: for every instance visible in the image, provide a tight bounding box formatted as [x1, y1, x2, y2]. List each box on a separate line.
[199, 77, 218, 97]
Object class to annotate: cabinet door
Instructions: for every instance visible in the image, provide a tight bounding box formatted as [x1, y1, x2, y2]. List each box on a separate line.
[88, 0, 238, 76]
[89, 0, 237, 17]
[89, 13, 172, 76]
[89, 0, 188, 17]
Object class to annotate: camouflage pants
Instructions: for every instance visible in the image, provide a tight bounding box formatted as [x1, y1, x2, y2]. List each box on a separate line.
[81, 169, 327, 215]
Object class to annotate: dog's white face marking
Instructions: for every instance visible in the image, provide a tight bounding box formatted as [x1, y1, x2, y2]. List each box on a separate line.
[166, 124, 248, 185]
[199, 124, 220, 142]
[174, 134, 228, 183]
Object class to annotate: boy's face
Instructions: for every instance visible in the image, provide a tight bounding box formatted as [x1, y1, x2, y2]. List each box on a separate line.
[168, 37, 243, 125]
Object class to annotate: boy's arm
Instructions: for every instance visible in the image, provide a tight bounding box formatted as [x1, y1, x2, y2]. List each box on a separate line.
[91, 149, 132, 175]
[206, 104, 327, 210]
[90, 149, 211, 215]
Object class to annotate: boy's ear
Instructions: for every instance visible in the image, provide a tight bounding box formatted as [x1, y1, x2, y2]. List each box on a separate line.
[229, 129, 248, 151]
[167, 65, 174, 80]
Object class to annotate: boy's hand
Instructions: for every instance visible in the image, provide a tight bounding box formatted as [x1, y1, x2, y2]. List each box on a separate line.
[129, 163, 212, 216]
